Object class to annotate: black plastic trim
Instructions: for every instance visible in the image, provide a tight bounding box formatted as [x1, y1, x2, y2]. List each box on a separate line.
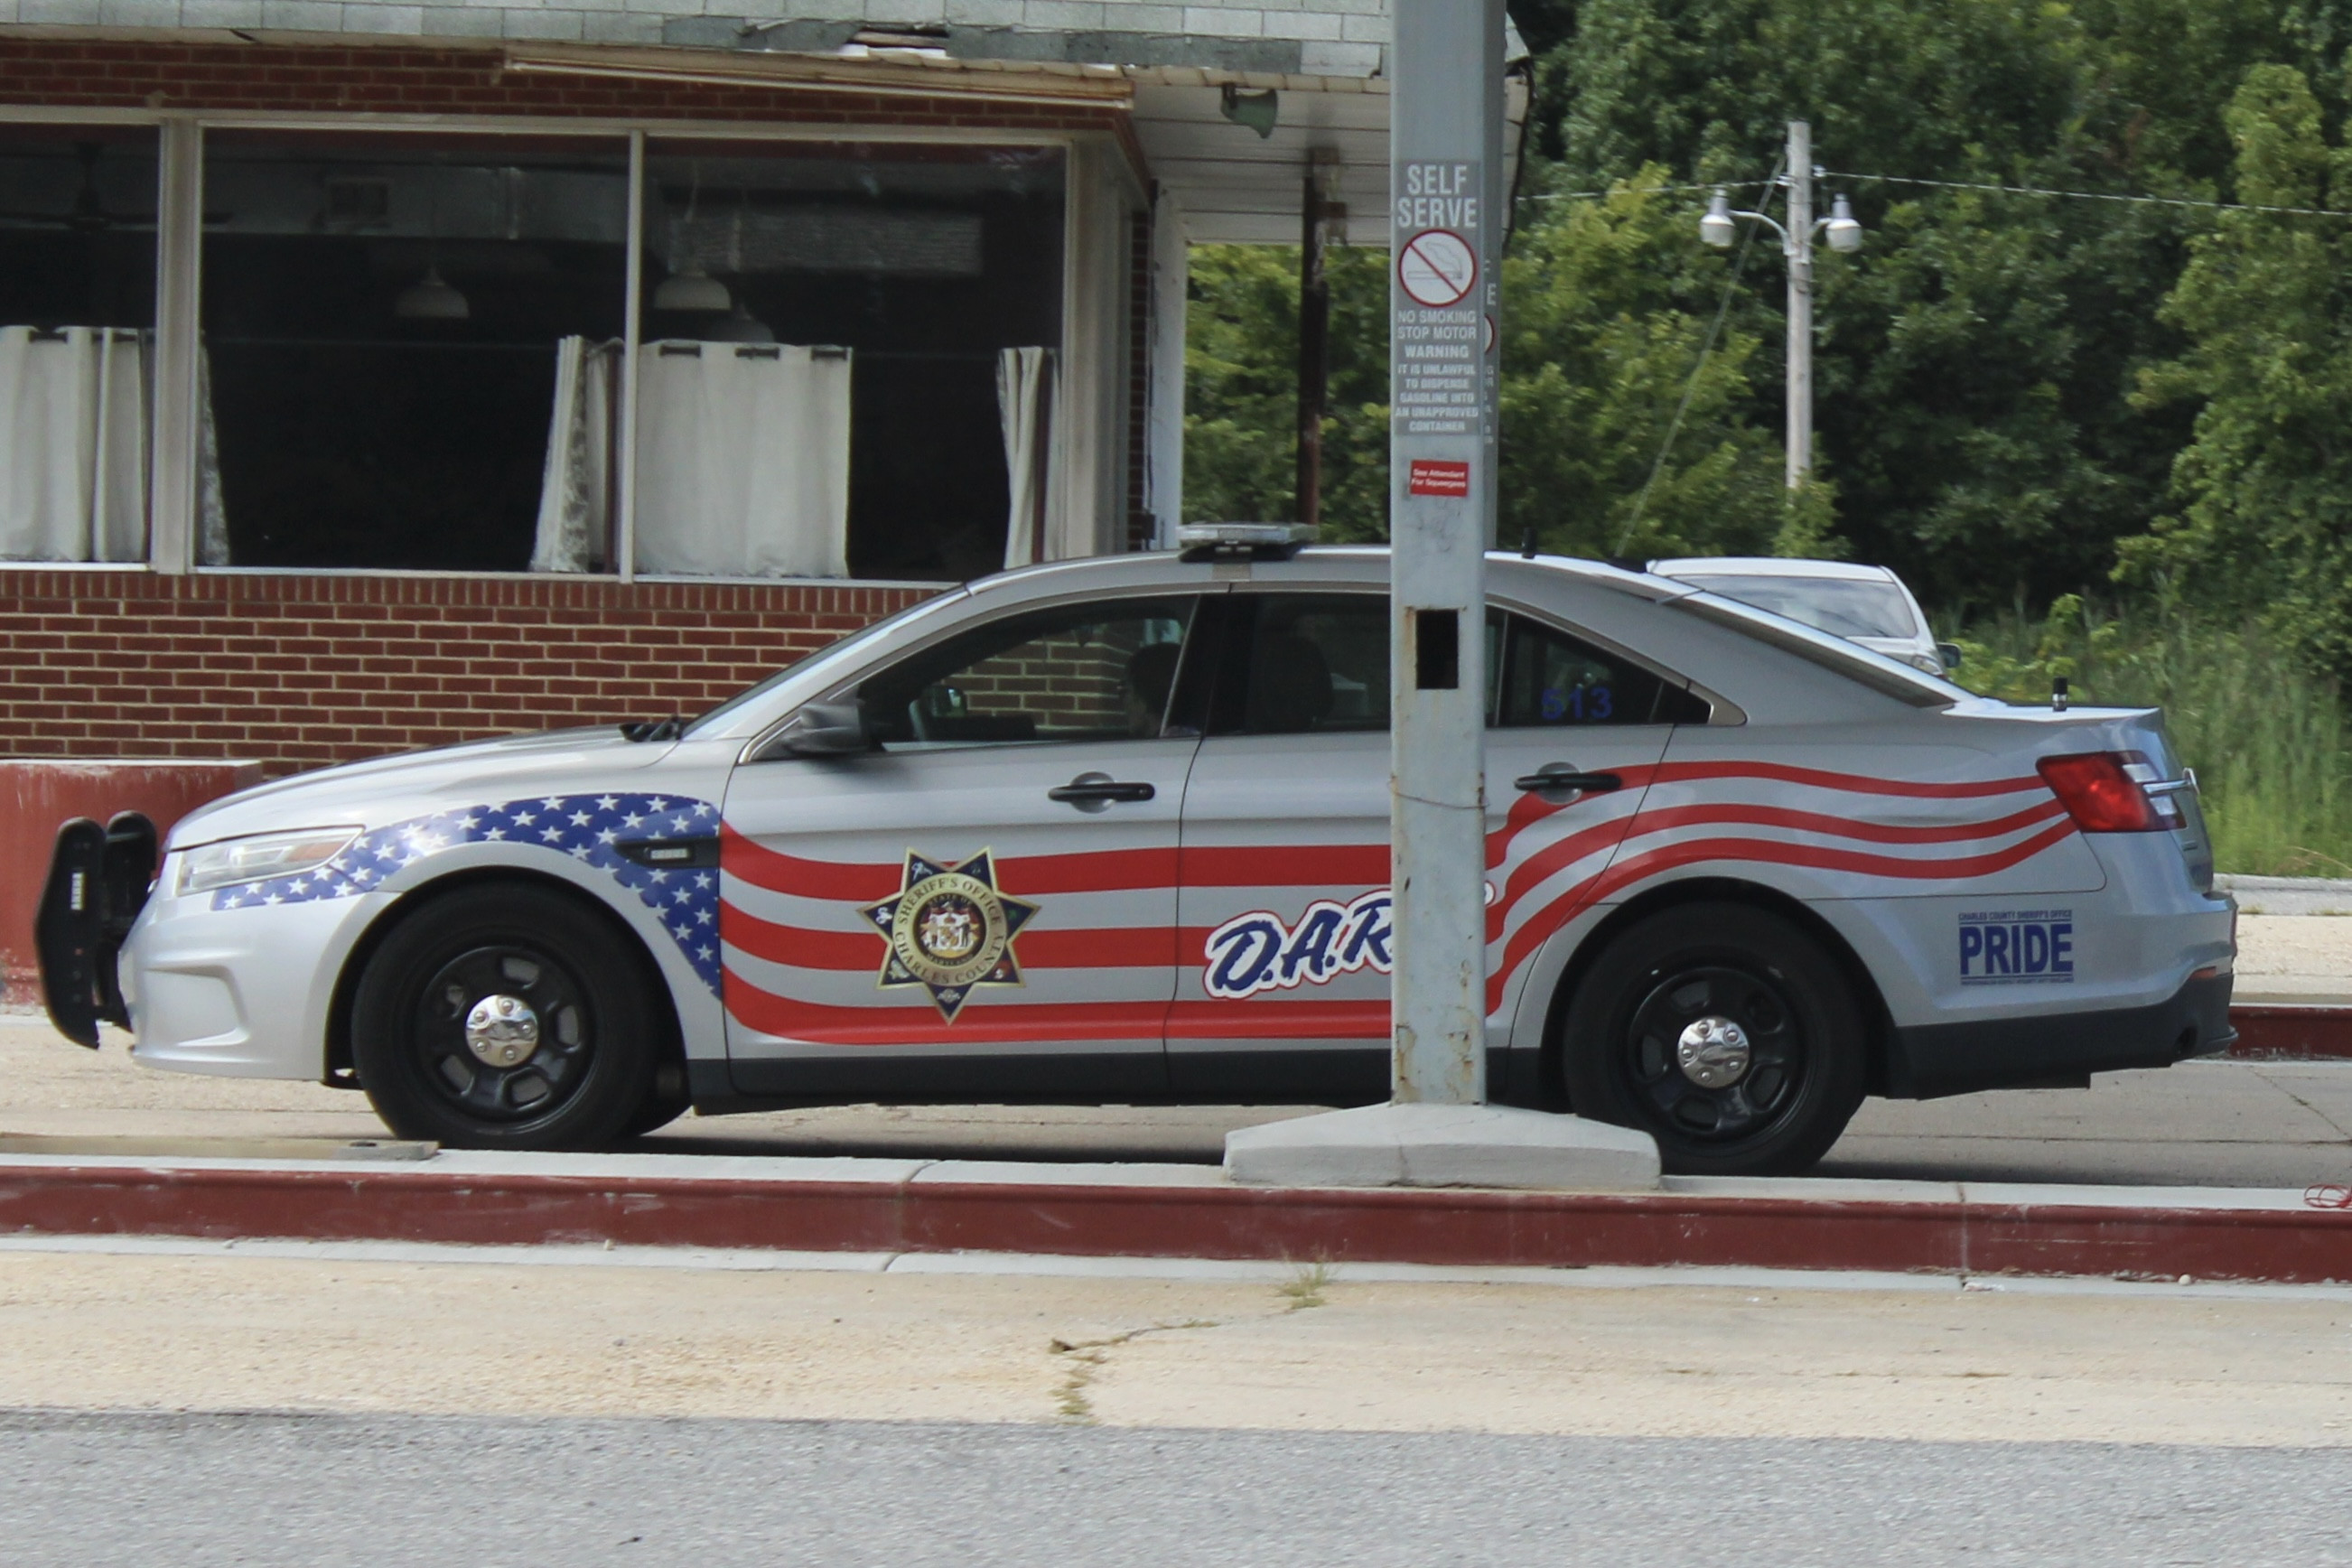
[614, 836, 718, 870]
[1885, 972, 2235, 1100]
[34, 812, 156, 1048]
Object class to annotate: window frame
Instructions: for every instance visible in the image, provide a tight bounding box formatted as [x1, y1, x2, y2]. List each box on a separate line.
[0, 106, 1106, 586]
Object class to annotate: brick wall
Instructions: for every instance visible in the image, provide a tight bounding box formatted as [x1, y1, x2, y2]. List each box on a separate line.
[0, 570, 938, 776]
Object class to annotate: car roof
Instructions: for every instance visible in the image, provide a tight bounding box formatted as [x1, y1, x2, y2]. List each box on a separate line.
[1647, 556, 1899, 583]
[968, 545, 1697, 604]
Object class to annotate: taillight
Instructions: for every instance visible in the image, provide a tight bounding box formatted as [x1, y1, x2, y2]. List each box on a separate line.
[2037, 751, 2164, 832]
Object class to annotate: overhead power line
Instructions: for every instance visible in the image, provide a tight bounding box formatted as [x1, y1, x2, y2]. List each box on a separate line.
[1612, 154, 1785, 554]
[1825, 170, 2352, 220]
[1527, 169, 2352, 221]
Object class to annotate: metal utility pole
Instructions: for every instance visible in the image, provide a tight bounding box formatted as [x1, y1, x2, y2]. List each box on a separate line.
[1386, 0, 1506, 1105]
[1225, 0, 1659, 1190]
[1700, 121, 1862, 491]
[1295, 148, 1341, 530]
[1782, 119, 1813, 490]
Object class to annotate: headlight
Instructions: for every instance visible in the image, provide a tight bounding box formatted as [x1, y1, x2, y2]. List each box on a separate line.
[178, 827, 362, 895]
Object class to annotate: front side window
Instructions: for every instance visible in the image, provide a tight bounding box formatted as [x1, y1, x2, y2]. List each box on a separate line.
[0, 126, 159, 564]
[863, 597, 1196, 747]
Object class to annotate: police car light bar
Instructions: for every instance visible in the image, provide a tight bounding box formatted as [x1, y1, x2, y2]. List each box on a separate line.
[1176, 522, 1318, 562]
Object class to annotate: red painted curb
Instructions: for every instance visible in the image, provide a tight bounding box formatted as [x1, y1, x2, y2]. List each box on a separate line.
[2228, 1005, 2352, 1061]
[2, 1163, 2348, 1283]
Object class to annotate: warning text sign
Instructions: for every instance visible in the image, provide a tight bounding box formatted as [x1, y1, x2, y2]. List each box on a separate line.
[1406, 459, 1471, 498]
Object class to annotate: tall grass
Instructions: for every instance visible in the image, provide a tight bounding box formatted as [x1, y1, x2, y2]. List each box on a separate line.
[1948, 598, 2352, 876]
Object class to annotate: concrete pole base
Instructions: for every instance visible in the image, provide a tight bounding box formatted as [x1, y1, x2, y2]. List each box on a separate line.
[1224, 1103, 1660, 1191]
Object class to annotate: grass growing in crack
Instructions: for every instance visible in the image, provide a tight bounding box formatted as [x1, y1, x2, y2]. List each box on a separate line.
[1048, 1321, 1222, 1423]
[1278, 1259, 1335, 1311]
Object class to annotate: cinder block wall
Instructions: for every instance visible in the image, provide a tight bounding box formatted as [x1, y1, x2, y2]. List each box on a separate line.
[0, 571, 935, 776]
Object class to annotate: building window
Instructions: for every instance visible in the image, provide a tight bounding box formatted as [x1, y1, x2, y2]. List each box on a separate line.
[638, 140, 1063, 582]
[4, 120, 1084, 583]
[200, 131, 631, 572]
[0, 126, 159, 564]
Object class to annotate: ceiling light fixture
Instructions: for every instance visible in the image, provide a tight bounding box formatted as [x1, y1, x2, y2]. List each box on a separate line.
[394, 266, 469, 320]
[699, 299, 776, 344]
[654, 261, 732, 313]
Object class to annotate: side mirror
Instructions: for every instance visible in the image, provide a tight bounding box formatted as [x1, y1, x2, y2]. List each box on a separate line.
[1935, 642, 1963, 672]
[767, 699, 873, 758]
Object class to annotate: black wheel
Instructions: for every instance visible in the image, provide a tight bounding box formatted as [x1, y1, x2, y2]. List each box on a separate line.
[351, 885, 658, 1151]
[1560, 902, 1867, 1175]
[621, 1074, 691, 1139]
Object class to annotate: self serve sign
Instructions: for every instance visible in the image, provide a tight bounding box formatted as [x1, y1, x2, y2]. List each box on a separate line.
[1958, 910, 2075, 985]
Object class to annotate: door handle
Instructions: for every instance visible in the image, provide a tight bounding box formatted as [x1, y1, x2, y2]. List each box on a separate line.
[1049, 777, 1157, 807]
[1514, 767, 1621, 795]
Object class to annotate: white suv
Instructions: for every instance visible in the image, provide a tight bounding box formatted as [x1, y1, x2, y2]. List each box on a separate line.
[1649, 556, 1958, 676]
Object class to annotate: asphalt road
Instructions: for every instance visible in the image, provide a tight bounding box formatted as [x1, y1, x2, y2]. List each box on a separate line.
[1, 1411, 2344, 1566]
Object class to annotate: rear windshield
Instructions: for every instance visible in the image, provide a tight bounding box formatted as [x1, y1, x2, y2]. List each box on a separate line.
[1666, 593, 1966, 708]
[1677, 574, 1920, 639]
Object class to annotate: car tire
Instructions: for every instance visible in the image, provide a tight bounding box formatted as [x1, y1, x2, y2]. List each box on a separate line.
[1560, 901, 1867, 1176]
[351, 884, 658, 1152]
[622, 1081, 691, 1139]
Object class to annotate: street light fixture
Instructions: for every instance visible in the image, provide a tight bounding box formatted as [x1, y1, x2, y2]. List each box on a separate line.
[1697, 121, 1862, 489]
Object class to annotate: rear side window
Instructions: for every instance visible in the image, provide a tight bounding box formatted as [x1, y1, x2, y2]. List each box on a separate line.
[1492, 612, 1711, 727]
[1202, 593, 1707, 735]
[1202, 593, 1392, 735]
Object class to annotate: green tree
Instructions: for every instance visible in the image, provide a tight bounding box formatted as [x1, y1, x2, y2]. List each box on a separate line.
[1540, 0, 2314, 609]
[1500, 172, 1787, 558]
[1181, 243, 1391, 534]
[2123, 64, 2352, 668]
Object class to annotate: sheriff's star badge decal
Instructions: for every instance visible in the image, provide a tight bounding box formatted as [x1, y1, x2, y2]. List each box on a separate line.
[862, 850, 1040, 1021]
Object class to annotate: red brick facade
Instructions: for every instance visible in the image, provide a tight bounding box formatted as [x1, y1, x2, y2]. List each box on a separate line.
[0, 570, 938, 775]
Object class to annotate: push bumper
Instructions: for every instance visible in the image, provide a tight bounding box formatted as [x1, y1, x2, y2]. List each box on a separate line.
[33, 814, 156, 1047]
[1887, 970, 2235, 1099]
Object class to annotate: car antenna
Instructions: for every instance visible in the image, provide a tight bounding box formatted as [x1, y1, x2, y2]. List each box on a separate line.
[1519, 522, 1538, 560]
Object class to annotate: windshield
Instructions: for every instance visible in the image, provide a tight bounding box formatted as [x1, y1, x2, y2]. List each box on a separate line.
[683, 591, 961, 738]
[1677, 574, 1919, 640]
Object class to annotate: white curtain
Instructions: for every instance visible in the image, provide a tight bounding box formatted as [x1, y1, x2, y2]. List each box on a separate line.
[632, 341, 852, 578]
[997, 345, 1051, 569]
[195, 347, 231, 566]
[529, 335, 619, 574]
[0, 325, 148, 563]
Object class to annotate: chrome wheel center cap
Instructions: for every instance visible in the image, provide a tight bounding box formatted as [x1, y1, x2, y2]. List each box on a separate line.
[1675, 1016, 1751, 1088]
[463, 994, 541, 1068]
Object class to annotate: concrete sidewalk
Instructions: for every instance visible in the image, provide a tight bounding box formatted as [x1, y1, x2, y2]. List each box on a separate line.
[3, 905, 2349, 1185]
[0, 1238, 2346, 1446]
[9, 1018, 2350, 1188]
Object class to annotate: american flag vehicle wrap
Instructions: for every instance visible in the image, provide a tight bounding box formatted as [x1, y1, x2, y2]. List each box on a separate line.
[711, 756, 2095, 1047]
[213, 793, 724, 994]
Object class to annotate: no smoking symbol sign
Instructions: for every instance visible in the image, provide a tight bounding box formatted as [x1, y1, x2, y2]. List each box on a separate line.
[1398, 229, 1477, 308]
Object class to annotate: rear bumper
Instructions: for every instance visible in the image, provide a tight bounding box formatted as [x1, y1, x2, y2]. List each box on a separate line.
[1887, 971, 2235, 1099]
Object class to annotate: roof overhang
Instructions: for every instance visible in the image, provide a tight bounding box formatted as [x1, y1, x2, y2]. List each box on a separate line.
[1128, 66, 1531, 247]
